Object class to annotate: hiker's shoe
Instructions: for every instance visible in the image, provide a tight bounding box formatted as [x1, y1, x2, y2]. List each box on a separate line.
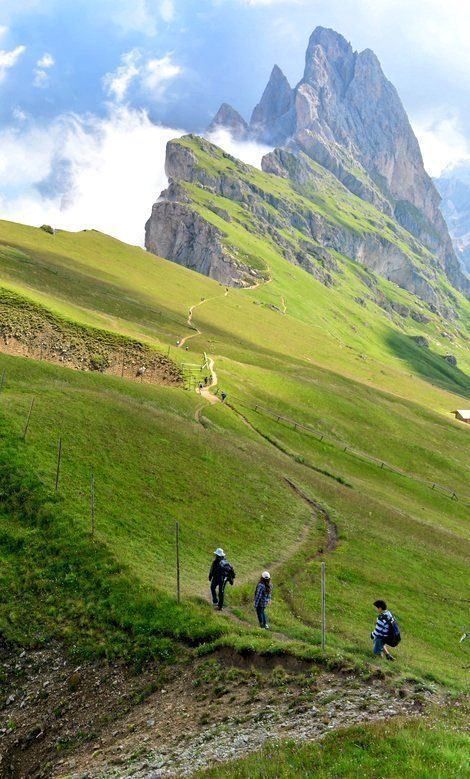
[264, 625, 270, 630]
[385, 653, 395, 661]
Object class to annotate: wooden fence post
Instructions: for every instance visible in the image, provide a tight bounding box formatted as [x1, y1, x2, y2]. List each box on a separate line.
[55, 437, 62, 493]
[176, 521, 181, 604]
[90, 466, 95, 537]
[321, 561, 326, 651]
[23, 397, 35, 441]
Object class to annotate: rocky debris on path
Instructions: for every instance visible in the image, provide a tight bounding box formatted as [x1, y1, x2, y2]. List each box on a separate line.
[58, 655, 436, 779]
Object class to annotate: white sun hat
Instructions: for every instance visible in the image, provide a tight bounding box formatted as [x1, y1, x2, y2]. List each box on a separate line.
[262, 571, 271, 579]
[214, 548, 225, 557]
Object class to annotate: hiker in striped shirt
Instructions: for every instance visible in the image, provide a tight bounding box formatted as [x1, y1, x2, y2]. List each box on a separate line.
[371, 599, 398, 661]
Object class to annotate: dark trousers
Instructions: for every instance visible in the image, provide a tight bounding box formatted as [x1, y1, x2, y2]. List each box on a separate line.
[256, 605, 267, 628]
[211, 579, 226, 609]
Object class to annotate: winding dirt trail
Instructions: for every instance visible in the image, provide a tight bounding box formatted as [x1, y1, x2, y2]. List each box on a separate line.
[181, 280, 269, 422]
[194, 357, 219, 422]
[218, 476, 338, 639]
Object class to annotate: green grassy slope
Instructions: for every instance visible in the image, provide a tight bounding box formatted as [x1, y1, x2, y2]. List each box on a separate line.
[0, 135, 468, 692]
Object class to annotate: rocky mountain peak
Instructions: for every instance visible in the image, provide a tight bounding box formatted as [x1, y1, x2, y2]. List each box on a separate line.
[304, 26, 355, 87]
[206, 27, 469, 296]
[250, 65, 294, 144]
[208, 102, 248, 138]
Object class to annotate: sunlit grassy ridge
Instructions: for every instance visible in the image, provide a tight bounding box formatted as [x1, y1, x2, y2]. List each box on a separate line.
[0, 134, 468, 691]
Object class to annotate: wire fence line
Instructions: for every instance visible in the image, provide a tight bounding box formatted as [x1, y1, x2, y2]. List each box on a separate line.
[229, 399, 468, 505]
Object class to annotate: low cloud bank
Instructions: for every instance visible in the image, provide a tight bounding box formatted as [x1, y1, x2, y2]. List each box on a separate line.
[0, 110, 271, 246]
[0, 107, 183, 245]
[412, 112, 470, 177]
[206, 127, 271, 169]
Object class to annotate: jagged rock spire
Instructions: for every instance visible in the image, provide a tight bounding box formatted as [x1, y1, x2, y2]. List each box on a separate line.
[207, 103, 248, 139]
[249, 65, 295, 144]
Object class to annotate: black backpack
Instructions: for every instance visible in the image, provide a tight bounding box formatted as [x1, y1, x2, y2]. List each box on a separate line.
[220, 559, 236, 585]
[386, 614, 401, 647]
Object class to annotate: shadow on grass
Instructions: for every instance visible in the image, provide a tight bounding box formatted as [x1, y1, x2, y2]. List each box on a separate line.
[386, 330, 470, 399]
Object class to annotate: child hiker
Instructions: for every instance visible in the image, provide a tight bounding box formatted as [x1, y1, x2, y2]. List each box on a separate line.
[254, 571, 272, 629]
[371, 599, 401, 661]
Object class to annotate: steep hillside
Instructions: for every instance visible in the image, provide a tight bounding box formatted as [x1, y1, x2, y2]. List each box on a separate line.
[0, 212, 468, 774]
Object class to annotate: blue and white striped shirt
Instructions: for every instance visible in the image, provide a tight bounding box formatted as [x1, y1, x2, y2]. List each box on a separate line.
[372, 610, 394, 639]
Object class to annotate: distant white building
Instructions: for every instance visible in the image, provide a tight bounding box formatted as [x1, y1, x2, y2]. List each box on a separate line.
[452, 410, 470, 424]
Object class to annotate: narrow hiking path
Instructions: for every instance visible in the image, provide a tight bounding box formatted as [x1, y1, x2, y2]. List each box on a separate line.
[181, 279, 270, 421]
[177, 289, 230, 349]
[178, 278, 340, 639]
[194, 357, 219, 421]
[219, 477, 338, 640]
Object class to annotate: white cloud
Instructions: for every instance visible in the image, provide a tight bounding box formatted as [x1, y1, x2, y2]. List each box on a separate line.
[412, 112, 470, 177]
[0, 107, 269, 248]
[0, 44, 26, 81]
[37, 52, 54, 69]
[206, 127, 271, 169]
[100, 0, 158, 36]
[103, 49, 141, 102]
[33, 52, 55, 88]
[104, 49, 182, 103]
[0, 107, 184, 246]
[143, 54, 182, 96]
[12, 106, 28, 122]
[160, 0, 175, 22]
[0, 26, 8, 39]
[33, 69, 48, 87]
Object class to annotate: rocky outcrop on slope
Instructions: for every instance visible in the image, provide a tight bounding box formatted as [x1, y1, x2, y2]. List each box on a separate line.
[145, 184, 258, 287]
[209, 26, 469, 296]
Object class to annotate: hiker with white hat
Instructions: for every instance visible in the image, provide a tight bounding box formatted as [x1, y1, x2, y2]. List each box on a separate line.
[254, 571, 272, 629]
[208, 547, 236, 610]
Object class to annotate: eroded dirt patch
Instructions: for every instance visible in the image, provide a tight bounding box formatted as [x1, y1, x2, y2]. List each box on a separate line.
[0, 290, 181, 386]
[0, 639, 435, 779]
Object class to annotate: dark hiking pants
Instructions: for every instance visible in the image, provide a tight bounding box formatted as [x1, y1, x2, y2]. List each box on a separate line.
[211, 579, 226, 609]
[256, 605, 267, 628]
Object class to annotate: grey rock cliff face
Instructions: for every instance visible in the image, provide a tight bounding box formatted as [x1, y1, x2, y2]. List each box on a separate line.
[144, 143, 261, 287]
[147, 138, 445, 304]
[145, 187, 258, 288]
